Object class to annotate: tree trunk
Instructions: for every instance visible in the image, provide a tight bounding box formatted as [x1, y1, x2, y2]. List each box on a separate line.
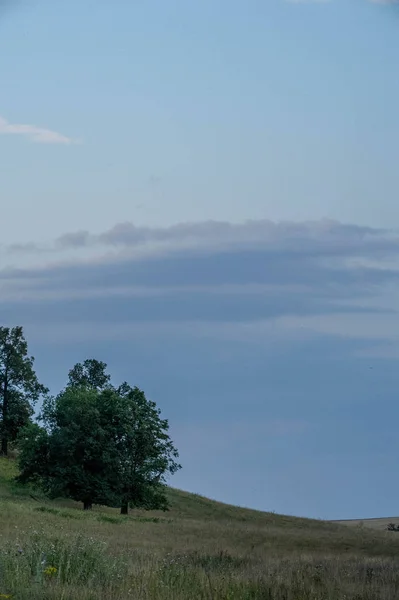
[83, 501, 93, 511]
[0, 372, 8, 456]
[120, 502, 128, 515]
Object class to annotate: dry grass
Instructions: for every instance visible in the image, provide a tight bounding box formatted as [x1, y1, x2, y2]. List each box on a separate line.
[335, 517, 399, 532]
[1, 457, 399, 599]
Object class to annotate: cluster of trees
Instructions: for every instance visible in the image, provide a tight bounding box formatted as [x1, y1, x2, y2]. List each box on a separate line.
[0, 326, 181, 514]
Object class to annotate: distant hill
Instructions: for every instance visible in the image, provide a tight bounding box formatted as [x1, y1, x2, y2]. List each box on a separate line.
[334, 517, 399, 531]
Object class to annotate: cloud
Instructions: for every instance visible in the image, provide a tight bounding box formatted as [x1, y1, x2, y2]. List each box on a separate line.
[1, 218, 399, 351]
[0, 116, 76, 145]
[2, 218, 398, 284]
[3, 217, 392, 262]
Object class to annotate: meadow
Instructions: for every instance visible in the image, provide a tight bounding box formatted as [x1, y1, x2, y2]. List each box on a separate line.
[1, 457, 399, 599]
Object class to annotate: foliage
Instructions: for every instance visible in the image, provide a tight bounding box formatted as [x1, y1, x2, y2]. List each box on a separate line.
[17, 360, 181, 512]
[18, 387, 121, 509]
[66, 359, 111, 391]
[114, 382, 181, 513]
[0, 326, 48, 456]
[17, 423, 51, 490]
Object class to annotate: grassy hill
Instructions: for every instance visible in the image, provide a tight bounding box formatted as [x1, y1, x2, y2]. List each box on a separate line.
[1, 457, 399, 599]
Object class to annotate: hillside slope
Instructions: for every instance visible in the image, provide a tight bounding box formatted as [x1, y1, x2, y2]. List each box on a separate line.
[1, 457, 399, 600]
[0, 456, 342, 531]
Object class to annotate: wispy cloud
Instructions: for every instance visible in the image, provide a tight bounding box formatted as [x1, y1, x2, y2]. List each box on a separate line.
[0, 115, 76, 145]
[4, 217, 390, 260]
[1, 218, 399, 352]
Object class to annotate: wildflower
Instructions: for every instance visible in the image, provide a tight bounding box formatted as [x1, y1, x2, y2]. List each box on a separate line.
[0, 594, 12, 599]
[43, 566, 57, 577]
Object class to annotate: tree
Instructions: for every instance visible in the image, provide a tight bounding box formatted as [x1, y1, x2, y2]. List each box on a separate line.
[17, 361, 181, 513]
[17, 422, 51, 488]
[67, 359, 111, 391]
[114, 383, 181, 515]
[18, 387, 121, 510]
[0, 326, 48, 456]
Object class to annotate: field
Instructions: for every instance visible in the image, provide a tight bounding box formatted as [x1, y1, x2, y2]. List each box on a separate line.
[1, 458, 399, 599]
[334, 517, 399, 532]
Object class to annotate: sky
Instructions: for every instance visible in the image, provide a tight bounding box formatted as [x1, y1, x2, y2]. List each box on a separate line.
[1, 0, 399, 520]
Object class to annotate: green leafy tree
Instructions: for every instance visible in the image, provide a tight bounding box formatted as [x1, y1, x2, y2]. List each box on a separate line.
[17, 422, 51, 488]
[67, 359, 111, 391]
[18, 387, 120, 509]
[115, 383, 181, 515]
[17, 361, 181, 513]
[0, 326, 48, 456]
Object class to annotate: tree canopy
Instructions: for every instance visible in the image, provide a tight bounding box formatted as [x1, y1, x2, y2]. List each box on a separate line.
[0, 326, 48, 456]
[114, 382, 181, 514]
[67, 358, 111, 391]
[17, 359, 181, 512]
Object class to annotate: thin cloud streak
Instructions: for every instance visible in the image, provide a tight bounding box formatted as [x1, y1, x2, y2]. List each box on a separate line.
[0, 116, 77, 145]
[3, 218, 394, 267]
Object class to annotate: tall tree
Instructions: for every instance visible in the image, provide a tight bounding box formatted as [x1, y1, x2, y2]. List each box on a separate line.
[0, 326, 48, 456]
[18, 387, 120, 510]
[115, 383, 181, 515]
[17, 362, 181, 512]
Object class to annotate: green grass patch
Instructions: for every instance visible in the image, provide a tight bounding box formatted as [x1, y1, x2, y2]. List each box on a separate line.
[33, 506, 81, 520]
[1, 457, 399, 599]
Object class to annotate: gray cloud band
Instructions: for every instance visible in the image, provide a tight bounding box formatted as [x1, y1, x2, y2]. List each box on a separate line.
[0, 219, 398, 345]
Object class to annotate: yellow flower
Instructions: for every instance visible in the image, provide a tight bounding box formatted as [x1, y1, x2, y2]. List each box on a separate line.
[0, 594, 12, 599]
[43, 565, 57, 576]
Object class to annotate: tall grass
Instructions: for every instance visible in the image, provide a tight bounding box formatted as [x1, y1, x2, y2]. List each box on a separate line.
[1, 458, 399, 599]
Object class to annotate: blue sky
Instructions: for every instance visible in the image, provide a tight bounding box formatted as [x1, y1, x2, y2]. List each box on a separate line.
[1, 0, 399, 519]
